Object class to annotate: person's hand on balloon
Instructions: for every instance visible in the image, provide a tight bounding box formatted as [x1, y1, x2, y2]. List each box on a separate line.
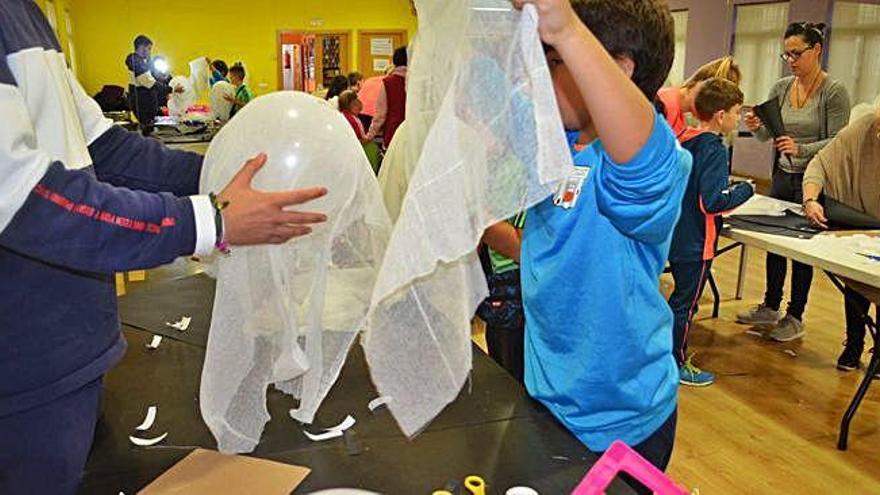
[775, 136, 800, 157]
[217, 153, 328, 245]
[223, 93, 235, 103]
[173, 85, 185, 94]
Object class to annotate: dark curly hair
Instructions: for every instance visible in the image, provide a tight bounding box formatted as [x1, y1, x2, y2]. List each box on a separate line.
[784, 22, 827, 46]
[571, 0, 675, 101]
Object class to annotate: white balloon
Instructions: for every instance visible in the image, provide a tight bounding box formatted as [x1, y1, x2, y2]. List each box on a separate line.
[199, 91, 391, 454]
[209, 81, 235, 122]
[201, 91, 363, 206]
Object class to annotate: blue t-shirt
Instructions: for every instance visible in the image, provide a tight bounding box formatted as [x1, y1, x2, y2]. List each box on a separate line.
[521, 116, 692, 451]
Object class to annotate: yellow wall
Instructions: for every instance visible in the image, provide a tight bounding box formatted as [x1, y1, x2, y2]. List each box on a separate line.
[34, 0, 76, 70]
[68, 0, 417, 96]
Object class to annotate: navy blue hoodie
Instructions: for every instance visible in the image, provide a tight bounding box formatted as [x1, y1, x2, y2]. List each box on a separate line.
[669, 131, 753, 263]
[0, 0, 215, 416]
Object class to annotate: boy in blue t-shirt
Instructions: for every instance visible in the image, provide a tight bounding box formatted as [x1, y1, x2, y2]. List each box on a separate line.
[668, 78, 754, 387]
[505, 0, 691, 487]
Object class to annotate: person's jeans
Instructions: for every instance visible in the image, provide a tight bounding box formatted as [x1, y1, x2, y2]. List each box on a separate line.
[764, 169, 813, 320]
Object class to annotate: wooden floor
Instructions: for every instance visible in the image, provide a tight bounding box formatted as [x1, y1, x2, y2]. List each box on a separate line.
[474, 239, 880, 494]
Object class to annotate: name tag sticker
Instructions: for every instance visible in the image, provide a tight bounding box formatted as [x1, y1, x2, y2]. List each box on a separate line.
[553, 166, 590, 209]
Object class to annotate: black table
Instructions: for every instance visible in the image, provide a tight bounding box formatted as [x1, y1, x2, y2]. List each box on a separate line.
[80, 275, 633, 494]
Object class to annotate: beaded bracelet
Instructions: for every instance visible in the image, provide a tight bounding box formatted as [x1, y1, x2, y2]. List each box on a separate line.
[208, 193, 231, 255]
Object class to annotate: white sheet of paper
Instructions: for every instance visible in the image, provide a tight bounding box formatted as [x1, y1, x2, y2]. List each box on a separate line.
[136, 406, 158, 431]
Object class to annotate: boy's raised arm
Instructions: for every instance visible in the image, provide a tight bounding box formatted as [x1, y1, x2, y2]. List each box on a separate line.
[513, 0, 656, 164]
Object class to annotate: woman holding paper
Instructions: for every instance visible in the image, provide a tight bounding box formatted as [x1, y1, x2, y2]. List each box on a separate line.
[738, 22, 851, 342]
[802, 111, 880, 371]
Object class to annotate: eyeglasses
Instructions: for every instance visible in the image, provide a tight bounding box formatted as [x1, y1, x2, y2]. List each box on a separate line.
[780, 45, 815, 63]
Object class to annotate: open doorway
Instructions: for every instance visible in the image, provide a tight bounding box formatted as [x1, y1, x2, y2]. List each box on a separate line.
[278, 31, 351, 93]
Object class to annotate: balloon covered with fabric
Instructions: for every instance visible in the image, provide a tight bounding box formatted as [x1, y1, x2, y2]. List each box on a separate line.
[199, 91, 391, 453]
[167, 75, 195, 117]
[209, 81, 235, 122]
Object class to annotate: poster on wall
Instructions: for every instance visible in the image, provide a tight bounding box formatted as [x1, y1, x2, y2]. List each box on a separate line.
[372, 59, 390, 73]
[370, 38, 394, 56]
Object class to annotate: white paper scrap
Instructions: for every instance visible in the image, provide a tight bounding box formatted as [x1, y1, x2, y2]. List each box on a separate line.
[367, 396, 392, 413]
[165, 316, 192, 332]
[146, 335, 163, 350]
[302, 415, 356, 442]
[129, 432, 168, 446]
[136, 406, 158, 431]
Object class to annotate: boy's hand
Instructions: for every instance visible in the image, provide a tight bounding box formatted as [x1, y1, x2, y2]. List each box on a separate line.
[217, 154, 329, 246]
[512, 0, 583, 47]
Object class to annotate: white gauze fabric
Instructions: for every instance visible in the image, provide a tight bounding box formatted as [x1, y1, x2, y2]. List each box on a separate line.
[199, 92, 391, 453]
[362, 0, 574, 437]
[167, 75, 195, 117]
[189, 57, 210, 95]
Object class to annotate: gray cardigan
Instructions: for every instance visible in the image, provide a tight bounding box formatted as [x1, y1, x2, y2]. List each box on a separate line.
[754, 76, 852, 170]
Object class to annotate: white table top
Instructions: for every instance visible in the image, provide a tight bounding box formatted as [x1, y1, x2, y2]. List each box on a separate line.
[723, 195, 880, 288]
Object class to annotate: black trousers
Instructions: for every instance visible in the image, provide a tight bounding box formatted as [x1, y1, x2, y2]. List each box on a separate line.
[486, 322, 524, 384]
[669, 260, 712, 366]
[589, 410, 678, 495]
[844, 286, 873, 352]
[477, 270, 525, 384]
[129, 85, 158, 136]
[0, 379, 102, 495]
[764, 169, 814, 319]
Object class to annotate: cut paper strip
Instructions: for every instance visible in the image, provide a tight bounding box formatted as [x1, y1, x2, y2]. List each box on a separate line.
[136, 406, 158, 431]
[745, 330, 763, 337]
[783, 349, 798, 357]
[146, 335, 163, 350]
[367, 396, 392, 413]
[302, 415, 356, 442]
[506, 488, 539, 495]
[165, 316, 192, 332]
[129, 432, 169, 447]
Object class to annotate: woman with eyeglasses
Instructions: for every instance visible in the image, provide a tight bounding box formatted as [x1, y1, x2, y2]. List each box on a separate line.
[738, 22, 851, 342]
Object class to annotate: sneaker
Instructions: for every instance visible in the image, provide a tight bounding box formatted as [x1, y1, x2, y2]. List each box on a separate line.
[736, 303, 783, 325]
[679, 359, 715, 387]
[767, 315, 806, 342]
[837, 342, 864, 371]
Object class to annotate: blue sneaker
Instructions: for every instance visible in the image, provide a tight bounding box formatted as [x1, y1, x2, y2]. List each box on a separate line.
[679, 358, 715, 387]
